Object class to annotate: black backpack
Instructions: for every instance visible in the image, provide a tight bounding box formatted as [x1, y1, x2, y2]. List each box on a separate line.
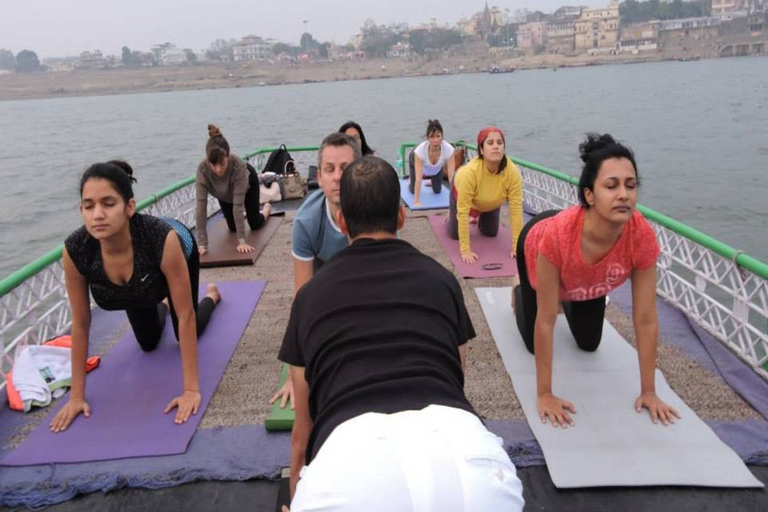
[262, 144, 296, 176]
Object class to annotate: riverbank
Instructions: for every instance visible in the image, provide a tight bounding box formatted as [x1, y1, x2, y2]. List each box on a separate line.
[1, 51, 760, 102]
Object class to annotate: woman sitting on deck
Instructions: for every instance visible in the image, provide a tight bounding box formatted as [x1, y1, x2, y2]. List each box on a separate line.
[51, 161, 221, 432]
[409, 119, 456, 207]
[448, 126, 524, 264]
[514, 133, 680, 429]
[195, 125, 272, 256]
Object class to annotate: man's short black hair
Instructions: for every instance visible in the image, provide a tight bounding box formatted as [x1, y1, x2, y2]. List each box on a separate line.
[340, 156, 400, 239]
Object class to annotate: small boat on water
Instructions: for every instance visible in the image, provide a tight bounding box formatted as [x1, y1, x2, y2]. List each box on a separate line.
[1, 142, 767, 510]
[489, 64, 515, 74]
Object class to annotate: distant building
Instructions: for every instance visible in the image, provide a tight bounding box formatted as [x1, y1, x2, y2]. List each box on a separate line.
[619, 21, 659, 53]
[574, 1, 620, 53]
[152, 43, 188, 66]
[711, 0, 750, 20]
[517, 22, 546, 50]
[547, 20, 577, 53]
[233, 35, 271, 62]
[386, 42, 410, 58]
[658, 17, 721, 57]
[77, 50, 105, 69]
[719, 11, 766, 56]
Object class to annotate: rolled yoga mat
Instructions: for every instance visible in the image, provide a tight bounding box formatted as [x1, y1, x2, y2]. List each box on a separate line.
[200, 215, 282, 268]
[475, 286, 763, 489]
[1, 280, 266, 466]
[399, 178, 450, 211]
[265, 363, 295, 431]
[428, 214, 518, 279]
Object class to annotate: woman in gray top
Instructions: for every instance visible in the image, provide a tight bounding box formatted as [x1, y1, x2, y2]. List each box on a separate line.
[195, 125, 272, 255]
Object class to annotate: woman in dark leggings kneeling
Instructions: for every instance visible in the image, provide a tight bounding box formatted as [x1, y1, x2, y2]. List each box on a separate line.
[195, 125, 272, 256]
[51, 161, 221, 433]
[514, 133, 679, 430]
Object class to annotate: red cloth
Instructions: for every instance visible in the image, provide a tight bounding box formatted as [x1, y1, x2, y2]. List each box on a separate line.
[524, 206, 660, 301]
[476, 126, 505, 149]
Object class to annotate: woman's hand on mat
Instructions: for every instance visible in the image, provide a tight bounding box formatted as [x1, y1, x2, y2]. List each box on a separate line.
[50, 398, 90, 433]
[270, 379, 296, 410]
[635, 392, 680, 426]
[413, 201, 422, 207]
[461, 251, 479, 264]
[537, 394, 576, 428]
[236, 243, 255, 254]
[165, 390, 202, 424]
[198, 246, 208, 256]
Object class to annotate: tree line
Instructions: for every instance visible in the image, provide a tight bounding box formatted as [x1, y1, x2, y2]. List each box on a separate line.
[0, 49, 42, 72]
[620, 0, 712, 25]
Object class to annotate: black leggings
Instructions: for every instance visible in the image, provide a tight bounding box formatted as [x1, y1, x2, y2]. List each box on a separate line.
[125, 240, 217, 352]
[514, 209, 605, 354]
[219, 165, 265, 234]
[408, 151, 443, 194]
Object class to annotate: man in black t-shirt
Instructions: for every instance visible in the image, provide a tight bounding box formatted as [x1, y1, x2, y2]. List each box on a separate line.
[279, 156, 524, 512]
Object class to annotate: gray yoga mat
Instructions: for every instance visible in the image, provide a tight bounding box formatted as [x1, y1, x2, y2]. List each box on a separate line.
[476, 286, 763, 489]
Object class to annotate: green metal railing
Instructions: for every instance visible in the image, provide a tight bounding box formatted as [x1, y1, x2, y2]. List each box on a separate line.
[2, 143, 767, 384]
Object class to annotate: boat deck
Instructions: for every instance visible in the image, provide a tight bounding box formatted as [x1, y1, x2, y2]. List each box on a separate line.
[2, 208, 768, 511]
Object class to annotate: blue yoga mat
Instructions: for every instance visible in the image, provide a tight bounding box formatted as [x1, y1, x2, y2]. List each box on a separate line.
[399, 178, 450, 210]
[1, 280, 265, 466]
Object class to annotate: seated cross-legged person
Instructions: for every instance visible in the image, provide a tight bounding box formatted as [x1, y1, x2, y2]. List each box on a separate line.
[279, 156, 525, 512]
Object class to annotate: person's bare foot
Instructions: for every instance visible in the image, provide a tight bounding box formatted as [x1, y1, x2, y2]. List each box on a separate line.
[206, 283, 222, 304]
[262, 202, 272, 221]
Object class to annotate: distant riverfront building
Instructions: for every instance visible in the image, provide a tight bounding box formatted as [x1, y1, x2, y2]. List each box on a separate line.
[77, 50, 105, 69]
[233, 35, 271, 62]
[574, 1, 620, 54]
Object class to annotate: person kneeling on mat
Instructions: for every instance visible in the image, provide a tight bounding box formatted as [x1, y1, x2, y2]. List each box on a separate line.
[449, 126, 524, 264]
[195, 124, 272, 256]
[409, 119, 456, 207]
[270, 133, 361, 410]
[279, 156, 525, 512]
[513, 133, 680, 429]
[51, 161, 221, 433]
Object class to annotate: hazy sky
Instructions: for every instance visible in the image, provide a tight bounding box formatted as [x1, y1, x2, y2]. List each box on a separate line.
[1, 0, 608, 59]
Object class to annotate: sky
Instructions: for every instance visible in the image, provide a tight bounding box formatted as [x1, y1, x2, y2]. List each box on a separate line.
[1, 0, 609, 59]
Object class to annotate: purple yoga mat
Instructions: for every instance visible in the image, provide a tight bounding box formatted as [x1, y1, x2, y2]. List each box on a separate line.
[428, 214, 518, 279]
[1, 280, 265, 466]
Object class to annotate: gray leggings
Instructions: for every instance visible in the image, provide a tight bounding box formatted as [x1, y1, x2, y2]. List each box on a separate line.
[408, 151, 443, 194]
[447, 185, 500, 240]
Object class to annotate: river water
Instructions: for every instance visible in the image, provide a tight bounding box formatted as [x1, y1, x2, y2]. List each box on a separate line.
[1, 57, 767, 280]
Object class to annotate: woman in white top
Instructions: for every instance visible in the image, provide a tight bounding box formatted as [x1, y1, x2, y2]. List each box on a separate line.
[409, 119, 455, 207]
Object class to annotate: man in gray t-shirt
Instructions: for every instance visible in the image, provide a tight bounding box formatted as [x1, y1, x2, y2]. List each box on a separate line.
[271, 132, 361, 408]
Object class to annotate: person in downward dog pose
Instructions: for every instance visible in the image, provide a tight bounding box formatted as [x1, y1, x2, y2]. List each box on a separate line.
[409, 119, 456, 206]
[513, 133, 680, 428]
[195, 124, 272, 256]
[281, 156, 525, 511]
[51, 161, 221, 432]
[449, 126, 524, 264]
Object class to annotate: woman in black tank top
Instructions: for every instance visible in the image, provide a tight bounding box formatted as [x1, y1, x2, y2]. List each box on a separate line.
[51, 161, 221, 433]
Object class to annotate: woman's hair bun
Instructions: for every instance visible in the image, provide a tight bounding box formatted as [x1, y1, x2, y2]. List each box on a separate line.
[106, 160, 137, 184]
[578, 133, 617, 163]
[208, 124, 222, 139]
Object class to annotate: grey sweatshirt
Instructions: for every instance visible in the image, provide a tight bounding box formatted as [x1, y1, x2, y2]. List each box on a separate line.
[195, 154, 249, 247]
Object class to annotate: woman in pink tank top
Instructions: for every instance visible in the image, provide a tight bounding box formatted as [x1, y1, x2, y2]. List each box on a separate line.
[513, 133, 680, 430]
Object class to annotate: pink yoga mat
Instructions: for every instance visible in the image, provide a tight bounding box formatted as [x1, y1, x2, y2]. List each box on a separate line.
[1, 280, 265, 466]
[428, 214, 518, 279]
